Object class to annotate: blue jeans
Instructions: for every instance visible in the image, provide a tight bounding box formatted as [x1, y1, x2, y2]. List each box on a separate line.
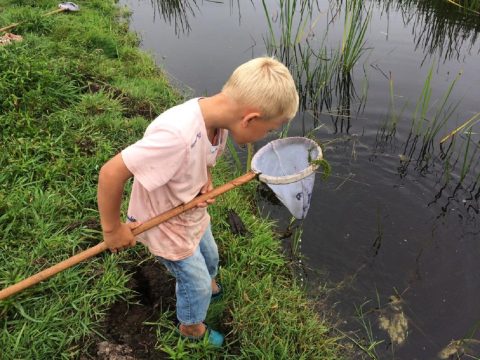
[156, 224, 219, 325]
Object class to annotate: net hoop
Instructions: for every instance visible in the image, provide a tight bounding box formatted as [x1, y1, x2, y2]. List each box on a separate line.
[251, 137, 323, 184]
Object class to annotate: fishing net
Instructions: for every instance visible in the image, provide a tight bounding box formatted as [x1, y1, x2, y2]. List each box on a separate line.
[251, 137, 323, 219]
[58, 2, 80, 11]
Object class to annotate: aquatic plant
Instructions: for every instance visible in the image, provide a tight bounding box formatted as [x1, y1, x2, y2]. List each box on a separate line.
[261, 0, 314, 60]
[340, 0, 372, 73]
[440, 111, 480, 143]
[396, 64, 462, 174]
[294, 41, 341, 120]
[445, 0, 480, 15]
[339, 301, 382, 359]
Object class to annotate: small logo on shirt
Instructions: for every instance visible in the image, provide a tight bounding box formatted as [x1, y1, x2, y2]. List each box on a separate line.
[191, 132, 202, 148]
[127, 215, 137, 222]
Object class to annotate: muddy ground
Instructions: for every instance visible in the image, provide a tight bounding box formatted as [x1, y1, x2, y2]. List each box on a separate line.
[80, 260, 175, 360]
[78, 210, 249, 359]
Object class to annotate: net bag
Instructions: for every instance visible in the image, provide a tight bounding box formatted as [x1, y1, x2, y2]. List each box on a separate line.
[58, 2, 80, 11]
[251, 137, 323, 219]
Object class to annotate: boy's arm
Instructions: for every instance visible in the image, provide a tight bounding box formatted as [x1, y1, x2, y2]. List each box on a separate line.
[98, 153, 138, 252]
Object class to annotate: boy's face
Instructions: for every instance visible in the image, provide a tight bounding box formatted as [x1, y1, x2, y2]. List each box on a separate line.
[231, 115, 289, 145]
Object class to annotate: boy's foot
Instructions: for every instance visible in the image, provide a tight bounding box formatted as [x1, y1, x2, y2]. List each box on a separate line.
[178, 323, 224, 347]
[211, 282, 223, 301]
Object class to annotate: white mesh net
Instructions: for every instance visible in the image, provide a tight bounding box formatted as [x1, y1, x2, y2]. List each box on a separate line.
[251, 137, 322, 219]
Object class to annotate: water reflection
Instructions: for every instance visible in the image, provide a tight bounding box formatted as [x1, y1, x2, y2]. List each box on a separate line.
[149, 0, 198, 35]
[377, 0, 480, 62]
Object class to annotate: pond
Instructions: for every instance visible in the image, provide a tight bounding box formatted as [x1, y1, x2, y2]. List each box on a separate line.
[118, 0, 480, 358]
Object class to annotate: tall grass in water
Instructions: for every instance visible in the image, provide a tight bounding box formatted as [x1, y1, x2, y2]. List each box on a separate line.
[294, 40, 341, 122]
[261, 0, 313, 61]
[261, 0, 340, 127]
[260, 0, 371, 133]
[335, 0, 371, 127]
[390, 64, 480, 217]
[397, 65, 462, 174]
[341, 0, 371, 74]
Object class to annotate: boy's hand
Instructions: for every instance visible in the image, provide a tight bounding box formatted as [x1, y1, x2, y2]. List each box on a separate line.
[197, 168, 215, 208]
[103, 222, 140, 253]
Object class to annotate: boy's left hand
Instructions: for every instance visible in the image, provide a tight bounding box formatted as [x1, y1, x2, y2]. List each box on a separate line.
[197, 169, 215, 208]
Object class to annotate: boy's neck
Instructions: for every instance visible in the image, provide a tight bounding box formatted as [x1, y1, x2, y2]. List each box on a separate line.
[198, 93, 240, 136]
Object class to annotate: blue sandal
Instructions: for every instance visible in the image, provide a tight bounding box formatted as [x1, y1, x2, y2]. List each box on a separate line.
[178, 324, 224, 347]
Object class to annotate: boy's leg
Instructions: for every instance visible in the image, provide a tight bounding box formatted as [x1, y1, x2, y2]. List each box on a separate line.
[157, 246, 211, 337]
[199, 223, 220, 294]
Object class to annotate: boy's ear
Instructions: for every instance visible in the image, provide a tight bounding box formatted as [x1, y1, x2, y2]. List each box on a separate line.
[240, 112, 261, 128]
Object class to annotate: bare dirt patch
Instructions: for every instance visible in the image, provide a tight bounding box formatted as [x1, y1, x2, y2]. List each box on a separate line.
[80, 259, 175, 360]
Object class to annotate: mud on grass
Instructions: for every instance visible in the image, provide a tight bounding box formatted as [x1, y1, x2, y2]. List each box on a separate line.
[79, 259, 175, 360]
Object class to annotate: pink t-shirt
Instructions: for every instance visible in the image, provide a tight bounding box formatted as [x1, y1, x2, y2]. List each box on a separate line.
[121, 98, 227, 260]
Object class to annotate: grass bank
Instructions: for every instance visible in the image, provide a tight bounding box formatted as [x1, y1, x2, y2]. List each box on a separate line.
[0, 0, 341, 358]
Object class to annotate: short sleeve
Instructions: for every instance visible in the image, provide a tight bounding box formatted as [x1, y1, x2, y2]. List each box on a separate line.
[121, 128, 187, 191]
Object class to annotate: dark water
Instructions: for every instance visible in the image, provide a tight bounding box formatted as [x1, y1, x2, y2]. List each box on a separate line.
[119, 1, 480, 358]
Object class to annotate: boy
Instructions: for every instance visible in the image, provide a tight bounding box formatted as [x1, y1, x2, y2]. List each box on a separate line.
[97, 57, 299, 346]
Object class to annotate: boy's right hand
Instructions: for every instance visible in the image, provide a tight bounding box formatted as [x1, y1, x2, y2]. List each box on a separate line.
[103, 222, 140, 253]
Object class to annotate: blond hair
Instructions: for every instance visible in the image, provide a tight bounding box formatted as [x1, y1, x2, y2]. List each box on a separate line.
[222, 57, 299, 120]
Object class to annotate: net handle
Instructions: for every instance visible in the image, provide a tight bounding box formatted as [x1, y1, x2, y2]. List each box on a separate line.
[0, 171, 257, 301]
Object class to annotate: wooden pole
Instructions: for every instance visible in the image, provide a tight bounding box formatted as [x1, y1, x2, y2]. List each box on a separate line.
[0, 7, 67, 33]
[0, 171, 257, 300]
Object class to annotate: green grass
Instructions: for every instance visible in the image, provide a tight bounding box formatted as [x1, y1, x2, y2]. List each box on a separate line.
[0, 0, 341, 358]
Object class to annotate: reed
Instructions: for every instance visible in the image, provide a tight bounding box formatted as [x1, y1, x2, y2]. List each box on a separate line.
[341, 0, 371, 73]
[386, 63, 469, 180]
[295, 41, 341, 119]
[383, 73, 406, 137]
[261, 0, 311, 60]
[446, 0, 480, 15]
[440, 111, 480, 144]
[403, 65, 461, 168]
